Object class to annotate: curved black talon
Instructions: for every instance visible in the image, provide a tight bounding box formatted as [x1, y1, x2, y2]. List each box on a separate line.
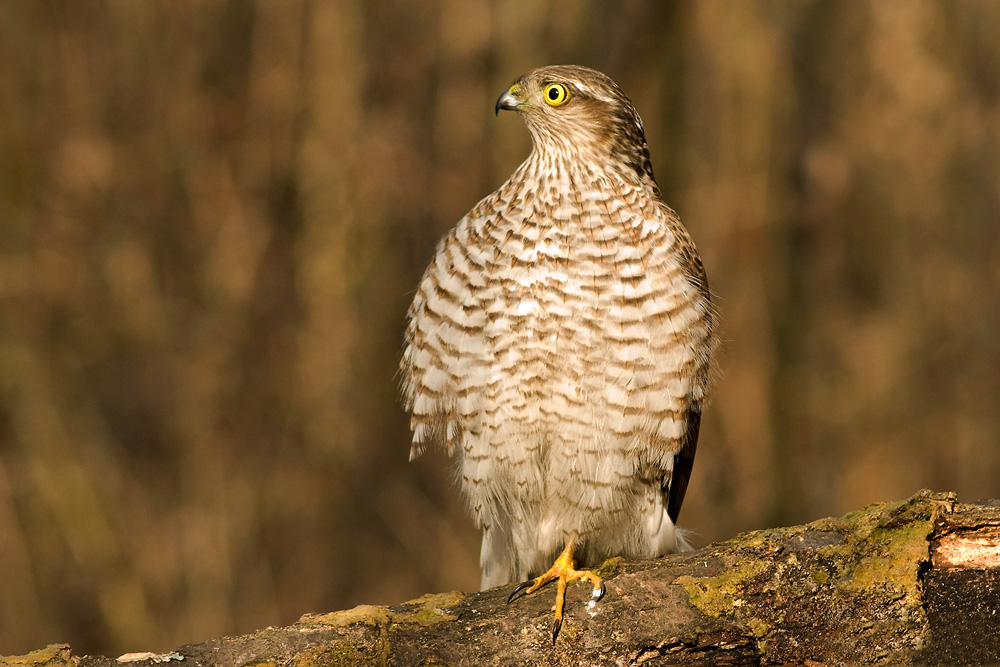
[550, 617, 562, 644]
[594, 580, 606, 601]
[507, 579, 534, 604]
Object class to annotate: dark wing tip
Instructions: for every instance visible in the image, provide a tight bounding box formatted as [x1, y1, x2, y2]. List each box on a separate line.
[667, 407, 701, 523]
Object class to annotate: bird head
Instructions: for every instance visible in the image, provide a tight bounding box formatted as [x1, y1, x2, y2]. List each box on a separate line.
[495, 65, 657, 185]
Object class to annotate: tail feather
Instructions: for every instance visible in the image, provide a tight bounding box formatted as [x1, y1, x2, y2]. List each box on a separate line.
[480, 522, 516, 590]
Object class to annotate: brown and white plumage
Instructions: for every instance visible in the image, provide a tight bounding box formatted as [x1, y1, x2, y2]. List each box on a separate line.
[402, 65, 713, 596]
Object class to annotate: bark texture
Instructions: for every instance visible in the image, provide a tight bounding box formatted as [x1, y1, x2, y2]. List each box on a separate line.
[4, 491, 999, 666]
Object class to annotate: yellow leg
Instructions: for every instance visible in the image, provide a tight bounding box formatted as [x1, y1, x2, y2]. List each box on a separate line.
[507, 542, 606, 643]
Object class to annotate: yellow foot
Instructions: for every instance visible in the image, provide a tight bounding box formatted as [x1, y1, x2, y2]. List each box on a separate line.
[506, 542, 606, 643]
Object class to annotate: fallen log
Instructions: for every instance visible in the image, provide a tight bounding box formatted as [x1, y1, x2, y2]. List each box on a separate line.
[3, 490, 998, 666]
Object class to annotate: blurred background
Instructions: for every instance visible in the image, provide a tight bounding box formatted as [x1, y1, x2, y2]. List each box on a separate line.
[1, 0, 998, 657]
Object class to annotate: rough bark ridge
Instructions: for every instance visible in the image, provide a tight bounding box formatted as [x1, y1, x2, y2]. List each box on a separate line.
[3, 490, 999, 666]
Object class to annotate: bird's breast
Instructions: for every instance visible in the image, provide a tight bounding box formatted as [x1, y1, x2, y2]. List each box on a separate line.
[449, 185, 701, 429]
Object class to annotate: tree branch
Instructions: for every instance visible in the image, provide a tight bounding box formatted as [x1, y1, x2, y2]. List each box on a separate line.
[4, 490, 999, 666]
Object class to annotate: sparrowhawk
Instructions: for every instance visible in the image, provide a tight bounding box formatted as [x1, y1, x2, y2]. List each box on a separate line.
[402, 65, 714, 640]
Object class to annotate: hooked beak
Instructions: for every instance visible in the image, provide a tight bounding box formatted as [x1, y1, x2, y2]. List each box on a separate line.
[495, 87, 521, 115]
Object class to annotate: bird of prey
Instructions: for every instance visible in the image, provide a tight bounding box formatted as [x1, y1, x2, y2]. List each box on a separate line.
[401, 65, 713, 641]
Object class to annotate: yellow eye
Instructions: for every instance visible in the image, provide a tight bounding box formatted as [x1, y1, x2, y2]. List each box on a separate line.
[543, 82, 569, 106]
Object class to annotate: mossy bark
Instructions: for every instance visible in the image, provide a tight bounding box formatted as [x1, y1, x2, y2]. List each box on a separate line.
[3, 491, 998, 666]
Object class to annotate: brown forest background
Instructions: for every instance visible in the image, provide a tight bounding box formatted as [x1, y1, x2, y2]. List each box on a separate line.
[1, 0, 999, 657]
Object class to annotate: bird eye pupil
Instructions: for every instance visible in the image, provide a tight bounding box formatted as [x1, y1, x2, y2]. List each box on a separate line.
[549, 88, 559, 100]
